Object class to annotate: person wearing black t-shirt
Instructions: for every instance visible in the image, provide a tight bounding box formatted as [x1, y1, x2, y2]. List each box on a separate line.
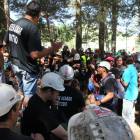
[86, 52, 95, 94]
[0, 84, 44, 140]
[62, 45, 70, 65]
[106, 57, 121, 81]
[3, 1, 64, 108]
[21, 73, 68, 140]
[58, 65, 86, 120]
[72, 53, 85, 82]
[90, 61, 117, 112]
[52, 52, 63, 73]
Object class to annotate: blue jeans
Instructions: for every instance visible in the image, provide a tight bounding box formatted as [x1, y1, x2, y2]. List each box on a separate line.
[0, 68, 5, 83]
[122, 99, 135, 127]
[12, 65, 39, 98]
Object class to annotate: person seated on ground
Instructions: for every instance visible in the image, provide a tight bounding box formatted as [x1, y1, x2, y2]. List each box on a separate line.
[21, 73, 68, 140]
[58, 65, 86, 120]
[71, 79, 80, 90]
[90, 61, 117, 112]
[52, 52, 63, 74]
[0, 83, 44, 140]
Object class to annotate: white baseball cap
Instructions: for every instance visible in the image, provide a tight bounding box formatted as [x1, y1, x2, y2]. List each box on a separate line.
[41, 72, 65, 91]
[0, 84, 24, 116]
[98, 61, 111, 70]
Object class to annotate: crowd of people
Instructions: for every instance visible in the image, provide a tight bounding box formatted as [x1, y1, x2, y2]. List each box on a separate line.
[0, 1, 139, 140]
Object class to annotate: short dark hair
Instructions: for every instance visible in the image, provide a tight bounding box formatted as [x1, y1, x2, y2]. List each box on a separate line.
[40, 87, 54, 93]
[125, 56, 133, 64]
[71, 79, 80, 88]
[26, 1, 41, 17]
[64, 80, 71, 84]
[0, 103, 17, 122]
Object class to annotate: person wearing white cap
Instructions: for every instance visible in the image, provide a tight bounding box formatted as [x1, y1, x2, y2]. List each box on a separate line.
[58, 65, 86, 120]
[0, 83, 44, 140]
[21, 72, 68, 140]
[90, 61, 117, 112]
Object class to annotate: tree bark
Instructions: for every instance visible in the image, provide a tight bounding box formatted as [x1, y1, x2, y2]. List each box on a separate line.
[104, 23, 109, 51]
[46, 16, 52, 43]
[76, 0, 82, 50]
[4, 0, 10, 29]
[111, 0, 121, 54]
[99, 0, 105, 58]
[0, 0, 7, 40]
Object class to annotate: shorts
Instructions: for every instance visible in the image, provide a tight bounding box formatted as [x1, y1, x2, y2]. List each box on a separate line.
[0, 68, 5, 83]
[12, 65, 39, 98]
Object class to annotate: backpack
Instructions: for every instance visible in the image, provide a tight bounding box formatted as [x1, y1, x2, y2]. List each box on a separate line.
[103, 75, 125, 99]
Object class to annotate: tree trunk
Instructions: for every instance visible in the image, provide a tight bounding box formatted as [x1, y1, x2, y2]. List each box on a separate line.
[76, 0, 82, 50]
[111, 0, 121, 55]
[0, 0, 7, 40]
[46, 16, 52, 43]
[99, 0, 105, 58]
[4, 0, 10, 29]
[104, 23, 109, 51]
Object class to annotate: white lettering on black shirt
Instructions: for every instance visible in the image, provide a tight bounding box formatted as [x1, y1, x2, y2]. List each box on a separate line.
[9, 33, 18, 44]
[58, 96, 72, 107]
[9, 24, 23, 35]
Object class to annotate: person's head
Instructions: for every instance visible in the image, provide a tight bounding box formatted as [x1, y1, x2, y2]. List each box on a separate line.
[63, 45, 68, 52]
[71, 79, 80, 90]
[115, 55, 123, 67]
[26, 1, 41, 23]
[106, 57, 114, 66]
[59, 65, 74, 85]
[5, 70, 10, 83]
[41, 72, 65, 101]
[56, 52, 62, 58]
[89, 52, 94, 59]
[71, 49, 76, 56]
[85, 49, 90, 57]
[97, 61, 110, 75]
[79, 48, 84, 56]
[95, 50, 101, 56]
[74, 53, 80, 61]
[0, 84, 23, 128]
[125, 56, 133, 65]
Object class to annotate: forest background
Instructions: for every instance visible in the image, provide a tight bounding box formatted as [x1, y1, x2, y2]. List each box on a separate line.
[0, 0, 140, 57]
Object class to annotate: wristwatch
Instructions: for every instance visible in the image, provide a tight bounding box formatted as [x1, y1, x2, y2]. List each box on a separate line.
[99, 100, 102, 104]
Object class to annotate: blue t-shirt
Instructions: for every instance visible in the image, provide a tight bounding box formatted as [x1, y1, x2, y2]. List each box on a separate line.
[122, 64, 138, 101]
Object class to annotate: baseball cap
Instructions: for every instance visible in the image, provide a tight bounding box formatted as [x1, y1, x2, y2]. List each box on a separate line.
[106, 57, 114, 61]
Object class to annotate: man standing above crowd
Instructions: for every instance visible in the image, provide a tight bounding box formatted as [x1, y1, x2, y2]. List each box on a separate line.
[3, 1, 63, 108]
[121, 56, 138, 126]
